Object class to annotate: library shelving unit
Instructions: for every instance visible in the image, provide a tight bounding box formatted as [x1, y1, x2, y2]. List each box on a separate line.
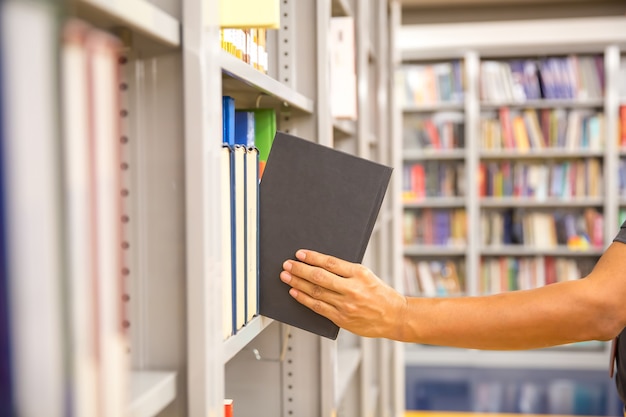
[395, 15, 626, 409]
[0, 0, 403, 417]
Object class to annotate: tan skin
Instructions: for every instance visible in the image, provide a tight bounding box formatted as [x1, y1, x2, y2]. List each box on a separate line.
[280, 242, 626, 350]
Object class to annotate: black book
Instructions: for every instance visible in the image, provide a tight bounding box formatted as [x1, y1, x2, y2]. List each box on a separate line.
[259, 132, 393, 339]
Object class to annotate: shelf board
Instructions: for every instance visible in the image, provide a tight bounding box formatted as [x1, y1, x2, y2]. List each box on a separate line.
[481, 245, 604, 257]
[331, 0, 353, 17]
[480, 197, 604, 208]
[223, 315, 275, 364]
[333, 118, 356, 138]
[337, 347, 362, 404]
[481, 98, 604, 110]
[480, 149, 604, 159]
[128, 371, 177, 417]
[404, 344, 609, 370]
[404, 245, 466, 256]
[404, 197, 466, 208]
[75, 0, 180, 52]
[404, 149, 466, 161]
[403, 102, 464, 113]
[220, 51, 314, 114]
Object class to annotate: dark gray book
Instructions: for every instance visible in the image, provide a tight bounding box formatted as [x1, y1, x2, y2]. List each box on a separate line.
[259, 131, 393, 339]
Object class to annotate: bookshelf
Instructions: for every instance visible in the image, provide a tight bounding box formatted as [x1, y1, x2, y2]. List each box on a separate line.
[396, 16, 626, 373]
[0, 0, 402, 417]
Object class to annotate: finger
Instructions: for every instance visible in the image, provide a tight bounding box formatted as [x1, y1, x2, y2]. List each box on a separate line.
[280, 269, 342, 306]
[284, 259, 346, 294]
[295, 249, 357, 278]
[288, 287, 339, 324]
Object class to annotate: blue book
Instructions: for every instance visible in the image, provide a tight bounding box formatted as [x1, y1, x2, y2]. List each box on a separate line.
[234, 110, 255, 148]
[222, 96, 235, 145]
[0, 20, 13, 415]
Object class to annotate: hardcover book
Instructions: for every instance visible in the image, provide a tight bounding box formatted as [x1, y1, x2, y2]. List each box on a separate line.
[259, 132, 393, 339]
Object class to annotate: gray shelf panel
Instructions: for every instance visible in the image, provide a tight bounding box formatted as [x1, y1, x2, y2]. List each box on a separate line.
[481, 98, 604, 110]
[403, 103, 464, 113]
[337, 347, 363, 405]
[480, 149, 604, 160]
[128, 371, 177, 417]
[333, 118, 357, 138]
[220, 51, 315, 114]
[404, 245, 467, 256]
[480, 197, 604, 208]
[404, 197, 466, 208]
[404, 149, 466, 161]
[331, 0, 353, 17]
[223, 315, 275, 364]
[75, 0, 180, 54]
[481, 245, 604, 257]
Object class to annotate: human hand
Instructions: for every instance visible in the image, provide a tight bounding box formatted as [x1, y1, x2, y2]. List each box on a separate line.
[280, 249, 408, 340]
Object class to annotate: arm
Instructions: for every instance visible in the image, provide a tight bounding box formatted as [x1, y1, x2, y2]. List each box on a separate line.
[280, 243, 626, 349]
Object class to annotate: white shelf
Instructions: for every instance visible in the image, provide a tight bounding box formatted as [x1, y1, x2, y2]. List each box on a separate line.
[220, 51, 315, 114]
[403, 197, 466, 208]
[404, 245, 466, 256]
[480, 149, 604, 159]
[404, 149, 466, 160]
[223, 315, 275, 364]
[403, 103, 464, 113]
[333, 118, 357, 138]
[404, 344, 609, 370]
[76, 0, 180, 48]
[481, 245, 604, 257]
[337, 347, 362, 404]
[480, 197, 605, 208]
[128, 371, 177, 417]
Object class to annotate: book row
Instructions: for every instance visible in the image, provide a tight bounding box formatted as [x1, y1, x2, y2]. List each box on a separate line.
[403, 255, 597, 298]
[402, 161, 466, 201]
[400, 60, 465, 107]
[221, 97, 277, 340]
[481, 108, 604, 151]
[221, 28, 270, 74]
[403, 258, 466, 297]
[479, 256, 597, 294]
[480, 208, 604, 250]
[403, 112, 466, 150]
[480, 55, 604, 102]
[478, 159, 603, 199]
[403, 209, 467, 246]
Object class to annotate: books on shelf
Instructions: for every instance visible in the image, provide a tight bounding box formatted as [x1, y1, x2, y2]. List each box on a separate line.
[480, 256, 597, 294]
[403, 161, 465, 202]
[258, 132, 392, 339]
[221, 28, 269, 73]
[480, 55, 604, 103]
[400, 60, 464, 107]
[403, 209, 467, 247]
[403, 112, 465, 150]
[403, 258, 465, 297]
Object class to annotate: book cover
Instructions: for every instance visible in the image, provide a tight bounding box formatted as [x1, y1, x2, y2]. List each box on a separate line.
[259, 132, 392, 339]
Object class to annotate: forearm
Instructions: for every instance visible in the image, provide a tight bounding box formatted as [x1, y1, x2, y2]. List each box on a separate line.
[398, 277, 614, 350]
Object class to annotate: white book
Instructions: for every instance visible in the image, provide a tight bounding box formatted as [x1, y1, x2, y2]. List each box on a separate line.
[1, 2, 64, 415]
[61, 19, 99, 417]
[221, 146, 234, 339]
[86, 28, 128, 417]
[233, 145, 246, 331]
[245, 147, 259, 322]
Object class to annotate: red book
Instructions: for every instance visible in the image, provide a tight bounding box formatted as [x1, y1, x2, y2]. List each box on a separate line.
[224, 399, 234, 417]
[499, 107, 515, 149]
[411, 164, 425, 200]
[423, 119, 441, 149]
[620, 105, 626, 148]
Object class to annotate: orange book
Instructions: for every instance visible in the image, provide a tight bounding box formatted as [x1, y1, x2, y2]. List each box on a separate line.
[620, 105, 626, 148]
[512, 115, 530, 152]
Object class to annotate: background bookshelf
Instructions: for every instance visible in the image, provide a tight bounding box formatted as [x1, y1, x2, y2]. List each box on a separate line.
[396, 14, 626, 416]
[0, 0, 402, 417]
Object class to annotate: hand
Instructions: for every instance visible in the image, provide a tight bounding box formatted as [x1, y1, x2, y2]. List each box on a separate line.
[280, 249, 408, 340]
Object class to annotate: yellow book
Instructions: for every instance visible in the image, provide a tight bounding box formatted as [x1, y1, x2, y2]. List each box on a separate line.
[220, 0, 280, 29]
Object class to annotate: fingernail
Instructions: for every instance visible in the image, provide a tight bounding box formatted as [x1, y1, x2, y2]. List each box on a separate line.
[296, 250, 306, 260]
[283, 260, 292, 271]
[280, 271, 292, 283]
[289, 288, 298, 298]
